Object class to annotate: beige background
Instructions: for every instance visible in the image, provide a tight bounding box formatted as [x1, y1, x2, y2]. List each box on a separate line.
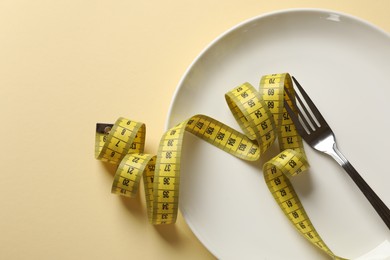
[0, 1, 389, 259]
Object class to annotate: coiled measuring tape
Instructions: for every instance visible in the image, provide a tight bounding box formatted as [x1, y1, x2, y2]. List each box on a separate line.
[95, 73, 347, 259]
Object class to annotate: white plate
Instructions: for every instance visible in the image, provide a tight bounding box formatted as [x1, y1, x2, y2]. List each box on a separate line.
[166, 9, 390, 260]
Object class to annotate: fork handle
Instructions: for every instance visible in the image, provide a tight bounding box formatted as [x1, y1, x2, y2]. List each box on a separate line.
[329, 145, 390, 230]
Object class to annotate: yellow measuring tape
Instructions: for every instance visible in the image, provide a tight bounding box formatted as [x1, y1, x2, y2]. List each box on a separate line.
[95, 73, 347, 259]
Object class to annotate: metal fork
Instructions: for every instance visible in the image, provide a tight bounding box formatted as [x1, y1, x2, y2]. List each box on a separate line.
[284, 76, 390, 230]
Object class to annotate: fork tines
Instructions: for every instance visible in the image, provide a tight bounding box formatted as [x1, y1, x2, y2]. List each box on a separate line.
[284, 77, 328, 136]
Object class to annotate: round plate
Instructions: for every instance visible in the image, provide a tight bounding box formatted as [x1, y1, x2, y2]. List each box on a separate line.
[167, 9, 390, 259]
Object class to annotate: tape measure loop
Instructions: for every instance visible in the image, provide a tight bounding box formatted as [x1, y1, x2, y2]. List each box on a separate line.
[95, 117, 146, 164]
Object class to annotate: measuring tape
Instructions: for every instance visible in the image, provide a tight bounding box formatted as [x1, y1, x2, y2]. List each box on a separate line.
[95, 73, 347, 259]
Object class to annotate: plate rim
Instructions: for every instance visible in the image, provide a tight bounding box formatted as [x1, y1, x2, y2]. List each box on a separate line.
[166, 8, 389, 129]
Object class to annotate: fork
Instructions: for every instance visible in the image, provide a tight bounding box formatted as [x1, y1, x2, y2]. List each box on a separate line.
[284, 76, 390, 230]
